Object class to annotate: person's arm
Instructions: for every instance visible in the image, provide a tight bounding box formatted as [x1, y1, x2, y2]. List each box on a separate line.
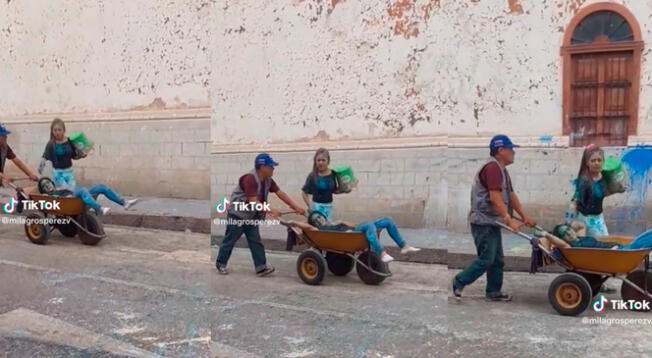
[292, 221, 318, 231]
[509, 191, 535, 227]
[11, 157, 39, 181]
[301, 192, 312, 208]
[301, 174, 314, 208]
[275, 190, 306, 216]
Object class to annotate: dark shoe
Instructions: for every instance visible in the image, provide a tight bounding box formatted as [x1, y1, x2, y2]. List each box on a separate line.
[256, 266, 276, 277]
[486, 293, 512, 302]
[216, 263, 228, 275]
[451, 277, 464, 301]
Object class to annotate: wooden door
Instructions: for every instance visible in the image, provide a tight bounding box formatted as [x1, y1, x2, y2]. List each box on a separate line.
[569, 51, 632, 147]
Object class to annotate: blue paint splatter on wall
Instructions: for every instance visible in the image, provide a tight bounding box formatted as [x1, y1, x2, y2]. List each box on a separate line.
[539, 135, 553, 144]
[618, 146, 652, 223]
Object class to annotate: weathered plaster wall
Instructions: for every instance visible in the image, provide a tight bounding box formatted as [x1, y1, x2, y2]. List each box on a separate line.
[212, 0, 440, 145]
[0, 0, 212, 115]
[442, 0, 652, 138]
[3, 119, 211, 200]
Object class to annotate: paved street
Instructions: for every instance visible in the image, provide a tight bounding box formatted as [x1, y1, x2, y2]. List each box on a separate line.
[446, 269, 652, 358]
[0, 218, 443, 357]
[210, 247, 444, 358]
[0, 220, 214, 357]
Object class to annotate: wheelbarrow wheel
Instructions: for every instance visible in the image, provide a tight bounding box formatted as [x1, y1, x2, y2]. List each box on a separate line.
[78, 212, 104, 246]
[56, 221, 78, 238]
[24, 212, 50, 245]
[297, 249, 326, 285]
[356, 251, 388, 286]
[548, 273, 592, 316]
[621, 271, 652, 312]
[326, 252, 354, 276]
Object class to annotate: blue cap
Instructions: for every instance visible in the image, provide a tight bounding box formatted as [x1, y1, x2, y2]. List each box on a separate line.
[0, 124, 10, 136]
[255, 153, 279, 168]
[489, 134, 519, 152]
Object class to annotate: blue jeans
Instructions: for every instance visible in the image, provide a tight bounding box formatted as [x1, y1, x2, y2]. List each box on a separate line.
[52, 167, 77, 191]
[454, 224, 505, 298]
[356, 217, 406, 254]
[217, 214, 268, 272]
[74, 185, 125, 212]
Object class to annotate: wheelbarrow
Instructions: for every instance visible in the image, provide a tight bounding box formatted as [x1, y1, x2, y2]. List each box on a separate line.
[497, 218, 651, 316]
[5, 179, 106, 246]
[280, 218, 392, 286]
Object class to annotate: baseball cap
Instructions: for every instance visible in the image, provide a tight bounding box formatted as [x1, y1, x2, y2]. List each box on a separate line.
[255, 153, 279, 168]
[0, 123, 11, 136]
[489, 134, 519, 152]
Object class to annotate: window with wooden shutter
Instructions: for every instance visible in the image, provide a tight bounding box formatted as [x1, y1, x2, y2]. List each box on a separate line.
[562, 4, 643, 147]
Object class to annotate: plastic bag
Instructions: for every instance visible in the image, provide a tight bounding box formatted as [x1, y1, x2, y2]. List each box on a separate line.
[602, 156, 628, 194]
[69, 132, 94, 157]
[333, 165, 357, 194]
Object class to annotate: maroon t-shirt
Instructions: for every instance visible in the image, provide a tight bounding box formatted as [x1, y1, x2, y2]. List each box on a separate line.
[479, 162, 513, 192]
[0, 145, 16, 173]
[239, 173, 279, 201]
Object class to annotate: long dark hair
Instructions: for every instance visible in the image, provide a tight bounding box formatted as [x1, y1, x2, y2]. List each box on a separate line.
[312, 148, 330, 180]
[49, 118, 66, 142]
[577, 144, 604, 181]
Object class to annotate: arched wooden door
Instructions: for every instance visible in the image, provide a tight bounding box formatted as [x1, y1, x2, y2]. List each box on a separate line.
[562, 4, 644, 147]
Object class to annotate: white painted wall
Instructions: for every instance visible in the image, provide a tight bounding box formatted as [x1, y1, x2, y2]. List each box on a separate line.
[443, 0, 652, 138]
[0, 0, 212, 116]
[212, 0, 440, 145]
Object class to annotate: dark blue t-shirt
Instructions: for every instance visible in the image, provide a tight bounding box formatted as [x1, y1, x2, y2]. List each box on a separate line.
[302, 172, 339, 204]
[575, 177, 607, 216]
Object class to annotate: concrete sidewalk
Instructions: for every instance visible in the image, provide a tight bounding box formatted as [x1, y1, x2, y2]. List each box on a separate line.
[98, 196, 210, 234]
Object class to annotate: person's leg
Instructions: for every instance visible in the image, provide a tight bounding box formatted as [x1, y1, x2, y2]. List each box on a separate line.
[356, 221, 384, 254]
[372, 217, 406, 248]
[216, 221, 245, 268]
[88, 184, 125, 206]
[243, 224, 269, 273]
[454, 224, 499, 288]
[73, 187, 101, 212]
[485, 226, 505, 297]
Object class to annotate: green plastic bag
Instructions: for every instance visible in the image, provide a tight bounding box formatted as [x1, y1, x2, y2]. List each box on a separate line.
[602, 156, 627, 194]
[333, 165, 357, 194]
[69, 132, 94, 157]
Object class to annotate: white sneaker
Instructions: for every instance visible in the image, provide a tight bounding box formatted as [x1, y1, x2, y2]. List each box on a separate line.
[380, 252, 394, 263]
[401, 246, 421, 255]
[100, 207, 110, 215]
[123, 198, 139, 210]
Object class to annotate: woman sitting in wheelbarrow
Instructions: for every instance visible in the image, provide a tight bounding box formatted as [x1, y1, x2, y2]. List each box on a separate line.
[290, 211, 421, 263]
[38, 118, 138, 215]
[550, 221, 652, 250]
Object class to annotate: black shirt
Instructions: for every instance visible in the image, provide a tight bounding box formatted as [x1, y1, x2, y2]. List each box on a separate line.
[302, 171, 339, 204]
[318, 223, 356, 232]
[575, 177, 607, 216]
[42, 139, 78, 169]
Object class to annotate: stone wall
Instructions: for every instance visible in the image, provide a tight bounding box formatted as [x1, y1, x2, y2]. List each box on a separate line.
[3, 115, 211, 199]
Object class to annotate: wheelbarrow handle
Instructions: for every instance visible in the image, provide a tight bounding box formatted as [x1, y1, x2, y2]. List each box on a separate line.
[510, 215, 545, 232]
[494, 221, 536, 244]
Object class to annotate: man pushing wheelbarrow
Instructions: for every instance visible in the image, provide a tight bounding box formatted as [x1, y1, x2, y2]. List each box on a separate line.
[452, 135, 537, 302]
